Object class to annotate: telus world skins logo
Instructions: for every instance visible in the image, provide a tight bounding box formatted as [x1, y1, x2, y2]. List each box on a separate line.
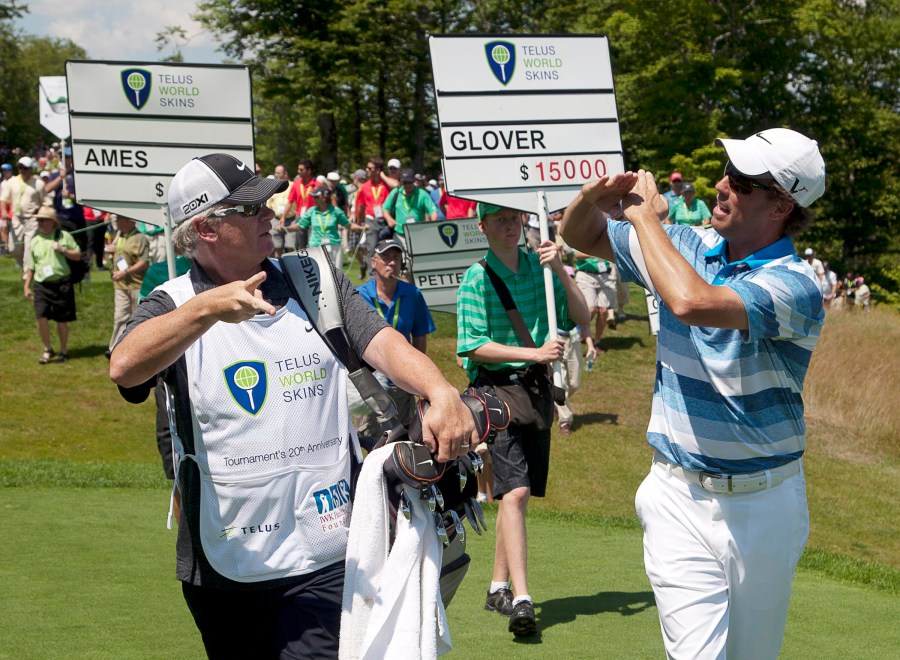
[439, 222, 459, 248]
[485, 41, 516, 85]
[121, 68, 152, 110]
[223, 360, 268, 416]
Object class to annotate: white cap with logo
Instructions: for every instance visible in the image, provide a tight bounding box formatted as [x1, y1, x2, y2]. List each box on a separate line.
[716, 128, 826, 207]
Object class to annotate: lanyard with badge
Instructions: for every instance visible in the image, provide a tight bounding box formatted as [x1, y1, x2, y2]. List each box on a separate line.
[297, 180, 314, 209]
[115, 230, 136, 273]
[315, 209, 333, 244]
[374, 297, 401, 328]
[372, 184, 385, 219]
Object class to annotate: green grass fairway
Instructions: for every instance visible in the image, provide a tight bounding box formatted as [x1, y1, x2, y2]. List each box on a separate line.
[1, 258, 898, 657]
[1, 488, 898, 659]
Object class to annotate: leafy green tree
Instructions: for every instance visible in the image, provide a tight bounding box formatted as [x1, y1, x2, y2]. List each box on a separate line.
[0, 27, 86, 149]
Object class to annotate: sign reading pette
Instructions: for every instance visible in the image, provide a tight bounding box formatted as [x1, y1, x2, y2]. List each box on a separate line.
[429, 34, 624, 214]
[65, 60, 254, 227]
[406, 218, 525, 314]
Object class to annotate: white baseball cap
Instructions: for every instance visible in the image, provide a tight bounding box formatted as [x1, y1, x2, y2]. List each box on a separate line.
[168, 153, 288, 224]
[804, 248, 814, 256]
[17, 156, 35, 169]
[716, 128, 826, 207]
[387, 158, 401, 170]
[326, 171, 341, 182]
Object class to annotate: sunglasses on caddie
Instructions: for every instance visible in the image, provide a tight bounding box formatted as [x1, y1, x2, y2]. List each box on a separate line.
[211, 204, 263, 218]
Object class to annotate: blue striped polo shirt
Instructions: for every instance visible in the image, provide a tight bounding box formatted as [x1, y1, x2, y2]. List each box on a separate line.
[607, 220, 824, 474]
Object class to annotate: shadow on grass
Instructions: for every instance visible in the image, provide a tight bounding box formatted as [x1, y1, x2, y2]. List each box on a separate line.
[66, 344, 111, 360]
[540, 590, 655, 628]
[510, 590, 656, 646]
[576, 411, 619, 427]
[600, 336, 646, 351]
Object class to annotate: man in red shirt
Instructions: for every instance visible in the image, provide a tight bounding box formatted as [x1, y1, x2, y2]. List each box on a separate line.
[282, 158, 318, 250]
[439, 187, 477, 220]
[355, 157, 396, 274]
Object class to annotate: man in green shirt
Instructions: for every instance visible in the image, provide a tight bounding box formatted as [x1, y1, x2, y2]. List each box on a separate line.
[456, 203, 590, 637]
[23, 205, 80, 363]
[383, 169, 437, 250]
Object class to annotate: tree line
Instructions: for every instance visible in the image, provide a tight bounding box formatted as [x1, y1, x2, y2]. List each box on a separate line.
[4, 1, 898, 303]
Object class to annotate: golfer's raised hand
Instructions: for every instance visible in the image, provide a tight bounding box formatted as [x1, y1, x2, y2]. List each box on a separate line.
[581, 172, 638, 211]
[206, 271, 276, 323]
[622, 170, 668, 224]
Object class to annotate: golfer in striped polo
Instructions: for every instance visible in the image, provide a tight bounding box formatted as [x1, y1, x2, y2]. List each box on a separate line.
[457, 203, 590, 637]
[561, 128, 826, 659]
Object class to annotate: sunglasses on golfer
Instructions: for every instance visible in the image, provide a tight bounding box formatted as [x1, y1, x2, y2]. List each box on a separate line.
[724, 162, 778, 195]
[211, 204, 263, 218]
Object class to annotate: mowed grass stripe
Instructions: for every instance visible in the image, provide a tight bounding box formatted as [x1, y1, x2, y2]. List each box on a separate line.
[1, 488, 898, 659]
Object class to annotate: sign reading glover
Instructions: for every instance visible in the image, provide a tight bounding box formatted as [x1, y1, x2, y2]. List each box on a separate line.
[430, 34, 625, 215]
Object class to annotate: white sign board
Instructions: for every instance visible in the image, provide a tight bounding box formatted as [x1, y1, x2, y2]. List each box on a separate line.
[430, 35, 624, 215]
[405, 219, 524, 314]
[65, 61, 254, 225]
[39, 77, 70, 140]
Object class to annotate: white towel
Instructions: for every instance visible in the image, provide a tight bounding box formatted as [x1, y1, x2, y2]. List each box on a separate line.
[339, 445, 451, 659]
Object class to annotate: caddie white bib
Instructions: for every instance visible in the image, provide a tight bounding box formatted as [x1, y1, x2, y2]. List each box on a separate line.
[161, 270, 360, 583]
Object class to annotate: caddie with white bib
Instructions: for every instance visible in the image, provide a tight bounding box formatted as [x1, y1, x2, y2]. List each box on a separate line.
[561, 128, 826, 660]
[110, 153, 475, 660]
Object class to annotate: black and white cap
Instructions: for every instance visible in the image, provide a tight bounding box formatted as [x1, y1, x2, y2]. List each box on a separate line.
[168, 153, 288, 224]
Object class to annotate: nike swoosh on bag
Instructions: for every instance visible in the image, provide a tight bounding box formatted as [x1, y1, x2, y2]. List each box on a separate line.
[236, 163, 246, 171]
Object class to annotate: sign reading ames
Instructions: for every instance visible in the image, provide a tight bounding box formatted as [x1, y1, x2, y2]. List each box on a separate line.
[405, 219, 524, 314]
[429, 35, 624, 215]
[65, 60, 254, 226]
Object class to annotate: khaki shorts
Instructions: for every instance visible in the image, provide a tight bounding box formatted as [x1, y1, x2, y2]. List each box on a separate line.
[575, 269, 617, 309]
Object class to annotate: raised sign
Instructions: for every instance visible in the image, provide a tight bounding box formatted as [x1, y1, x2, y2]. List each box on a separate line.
[38, 77, 70, 140]
[65, 60, 254, 226]
[429, 35, 624, 215]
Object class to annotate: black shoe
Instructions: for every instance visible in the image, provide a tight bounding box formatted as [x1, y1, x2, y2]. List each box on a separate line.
[484, 588, 514, 616]
[508, 600, 537, 637]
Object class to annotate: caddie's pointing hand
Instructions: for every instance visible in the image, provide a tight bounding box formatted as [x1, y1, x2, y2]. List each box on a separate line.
[206, 271, 277, 323]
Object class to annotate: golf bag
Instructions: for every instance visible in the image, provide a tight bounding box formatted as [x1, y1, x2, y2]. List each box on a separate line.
[280, 248, 509, 606]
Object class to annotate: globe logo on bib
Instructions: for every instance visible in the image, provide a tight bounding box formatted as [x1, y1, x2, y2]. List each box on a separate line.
[224, 360, 268, 416]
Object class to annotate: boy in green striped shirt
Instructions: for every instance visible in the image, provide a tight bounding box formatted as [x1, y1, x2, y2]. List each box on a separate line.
[456, 203, 590, 637]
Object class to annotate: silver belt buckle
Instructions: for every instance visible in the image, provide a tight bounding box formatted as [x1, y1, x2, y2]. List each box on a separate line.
[699, 471, 731, 493]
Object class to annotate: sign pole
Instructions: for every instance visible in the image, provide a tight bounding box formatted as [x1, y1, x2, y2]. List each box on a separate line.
[162, 204, 176, 281]
[537, 191, 563, 389]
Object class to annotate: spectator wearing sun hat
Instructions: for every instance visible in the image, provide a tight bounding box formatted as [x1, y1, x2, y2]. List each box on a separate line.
[23, 204, 80, 364]
[0, 156, 46, 270]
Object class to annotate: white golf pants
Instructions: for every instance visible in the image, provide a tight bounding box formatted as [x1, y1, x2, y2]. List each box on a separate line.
[635, 459, 809, 659]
